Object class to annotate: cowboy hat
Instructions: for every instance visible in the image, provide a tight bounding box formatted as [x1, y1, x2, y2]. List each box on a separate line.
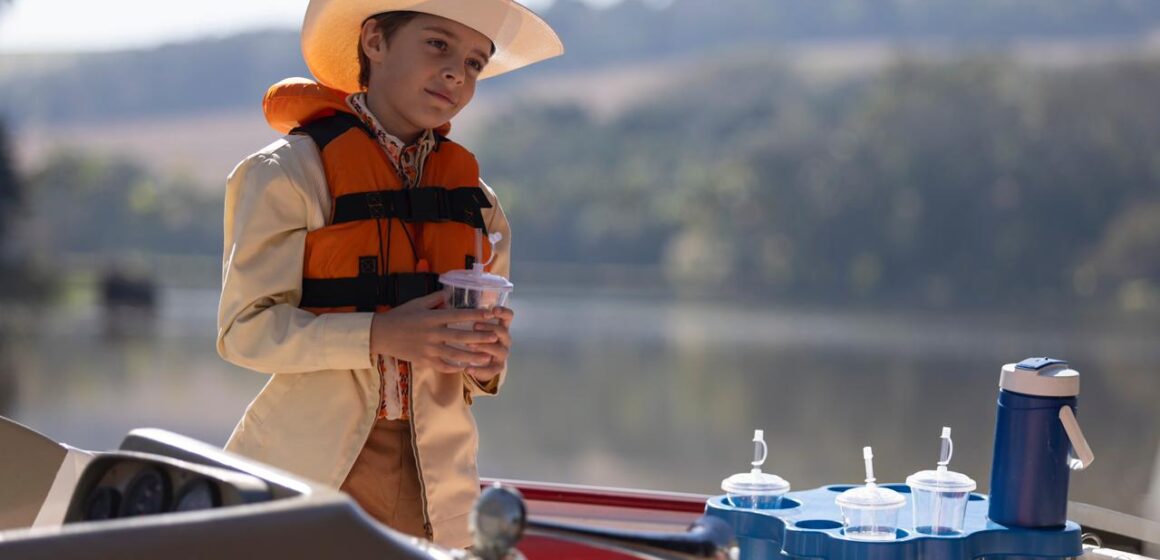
[302, 0, 564, 93]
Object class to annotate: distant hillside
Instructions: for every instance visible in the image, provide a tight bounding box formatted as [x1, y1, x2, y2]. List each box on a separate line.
[3, 0, 1160, 125]
[0, 30, 307, 125]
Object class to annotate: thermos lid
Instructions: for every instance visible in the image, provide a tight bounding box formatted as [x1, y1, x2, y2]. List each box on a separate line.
[999, 357, 1080, 397]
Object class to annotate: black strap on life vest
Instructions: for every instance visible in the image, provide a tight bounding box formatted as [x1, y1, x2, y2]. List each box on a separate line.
[290, 112, 374, 150]
[300, 256, 441, 311]
[331, 187, 491, 231]
[293, 113, 492, 232]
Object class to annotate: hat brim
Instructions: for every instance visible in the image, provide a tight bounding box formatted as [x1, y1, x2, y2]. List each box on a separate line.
[302, 0, 564, 93]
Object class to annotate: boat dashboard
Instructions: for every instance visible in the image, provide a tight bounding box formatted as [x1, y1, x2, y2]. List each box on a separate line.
[0, 417, 733, 560]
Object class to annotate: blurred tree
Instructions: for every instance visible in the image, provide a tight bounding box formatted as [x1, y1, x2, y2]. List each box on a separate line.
[0, 0, 12, 240]
[23, 153, 221, 257]
[478, 53, 1160, 313]
[0, 117, 17, 247]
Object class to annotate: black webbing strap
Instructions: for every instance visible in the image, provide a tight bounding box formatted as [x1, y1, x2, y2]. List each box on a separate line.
[300, 270, 442, 311]
[332, 187, 492, 231]
[290, 112, 373, 151]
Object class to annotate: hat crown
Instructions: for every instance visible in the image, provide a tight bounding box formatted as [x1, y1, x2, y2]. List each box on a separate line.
[302, 0, 564, 93]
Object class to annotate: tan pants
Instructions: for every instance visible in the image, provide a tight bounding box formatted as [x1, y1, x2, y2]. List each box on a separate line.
[340, 419, 429, 539]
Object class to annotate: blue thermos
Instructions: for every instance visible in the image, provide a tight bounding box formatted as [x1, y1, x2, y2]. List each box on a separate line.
[988, 357, 1095, 528]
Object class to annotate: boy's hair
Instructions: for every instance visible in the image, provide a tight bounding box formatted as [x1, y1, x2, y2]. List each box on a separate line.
[356, 10, 498, 90]
[357, 11, 421, 89]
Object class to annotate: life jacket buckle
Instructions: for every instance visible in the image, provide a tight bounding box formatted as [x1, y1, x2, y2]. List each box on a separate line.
[365, 192, 389, 219]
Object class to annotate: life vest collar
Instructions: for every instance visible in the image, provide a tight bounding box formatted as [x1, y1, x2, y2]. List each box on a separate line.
[263, 77, 452, 137]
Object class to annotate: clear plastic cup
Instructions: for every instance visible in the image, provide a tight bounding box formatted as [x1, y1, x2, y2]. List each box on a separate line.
[906, 426, 976, 535]
[836, 446, 906, 541]
[441, 267, 513, 311]
[722, 473, 789, 509]
[720, 429, 791, 509]
[836, 484, 906, 541]
[439, 266, 513, 366]
[906, 469, 974, 535]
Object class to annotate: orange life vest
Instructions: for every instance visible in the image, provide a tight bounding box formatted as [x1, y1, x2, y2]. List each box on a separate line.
[262, 78, 494, 315]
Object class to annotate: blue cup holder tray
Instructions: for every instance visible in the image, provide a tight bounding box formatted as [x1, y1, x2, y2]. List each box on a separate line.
[705, 485, 1081, 560]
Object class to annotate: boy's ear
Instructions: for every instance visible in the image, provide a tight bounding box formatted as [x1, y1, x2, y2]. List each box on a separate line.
[360, 19, 386, 62]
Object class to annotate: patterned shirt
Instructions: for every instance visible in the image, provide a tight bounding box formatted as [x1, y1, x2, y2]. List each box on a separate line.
[347, 92, 436, 420]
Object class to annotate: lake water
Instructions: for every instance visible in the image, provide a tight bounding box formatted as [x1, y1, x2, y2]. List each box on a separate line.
[1, 288, 1157, 521]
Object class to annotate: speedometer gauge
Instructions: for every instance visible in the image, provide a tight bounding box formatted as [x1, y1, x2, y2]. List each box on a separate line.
[119, 467, 170, 517]
[83, 487, 121, 521]
[174, 478, 219, 512]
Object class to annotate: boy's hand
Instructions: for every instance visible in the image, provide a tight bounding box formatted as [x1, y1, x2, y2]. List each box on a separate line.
[463, 306, 514, 383]
[370, 292, 499, 373]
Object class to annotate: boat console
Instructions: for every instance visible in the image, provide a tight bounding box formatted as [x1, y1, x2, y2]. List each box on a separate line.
[0, 416, 732, 560]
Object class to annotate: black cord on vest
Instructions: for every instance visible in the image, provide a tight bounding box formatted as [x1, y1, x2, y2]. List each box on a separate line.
[376, 216, 389, 304]
[398, 191, 421, 264]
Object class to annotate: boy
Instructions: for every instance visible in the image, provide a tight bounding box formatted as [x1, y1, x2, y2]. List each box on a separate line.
[216, 0, 562, 548]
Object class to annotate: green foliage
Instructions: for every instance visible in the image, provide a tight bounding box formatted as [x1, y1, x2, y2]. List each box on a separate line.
[477, 54, 1160, 310]
[21, 153, 221, 257]
[0, 118, 56, 302]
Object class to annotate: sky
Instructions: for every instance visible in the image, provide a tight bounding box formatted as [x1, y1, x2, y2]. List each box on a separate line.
[0, 0, 605, 54]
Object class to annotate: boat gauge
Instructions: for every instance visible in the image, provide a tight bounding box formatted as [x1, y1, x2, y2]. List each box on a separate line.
[174, 478, 219, 512]
[119, 466, 170, 517]
[82, 487, 121, 521]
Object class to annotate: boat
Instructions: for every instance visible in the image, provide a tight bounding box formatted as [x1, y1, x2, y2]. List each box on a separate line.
[0, 415, 1156, 559]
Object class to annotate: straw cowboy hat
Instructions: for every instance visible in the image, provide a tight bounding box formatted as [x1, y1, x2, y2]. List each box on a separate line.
[302, 0, 564, 93]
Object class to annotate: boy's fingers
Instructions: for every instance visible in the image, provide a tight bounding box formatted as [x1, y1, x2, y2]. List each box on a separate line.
[442, 327, 499, 345]
[491, 306, 514, 327]
[441, 346, 492, 367]
[472, 323, 511, 347]
[437, 307, 498, 325]
[468, 342, 509, 361]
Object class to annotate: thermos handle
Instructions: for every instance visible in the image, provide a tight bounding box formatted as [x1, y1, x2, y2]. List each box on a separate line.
[1059, 405, 1095, 470]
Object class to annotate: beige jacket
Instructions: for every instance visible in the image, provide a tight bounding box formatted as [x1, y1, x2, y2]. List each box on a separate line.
[217, 133, 510, 548]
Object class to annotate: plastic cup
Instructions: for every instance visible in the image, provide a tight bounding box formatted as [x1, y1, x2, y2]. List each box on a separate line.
[836, 485, 906, 541]
[906, 469, 975, 535]
[720, 429, 791, 510]
[439, 268, 513, 366]
[722, 471, 790, 510]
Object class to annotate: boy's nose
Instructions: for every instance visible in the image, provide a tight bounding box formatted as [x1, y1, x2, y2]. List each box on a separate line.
[443, 65, 464, 84]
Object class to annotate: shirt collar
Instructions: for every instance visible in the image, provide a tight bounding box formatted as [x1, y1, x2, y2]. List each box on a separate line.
[347, 92, 436, 188]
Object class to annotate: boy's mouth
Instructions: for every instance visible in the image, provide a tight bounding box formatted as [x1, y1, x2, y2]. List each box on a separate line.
[425, 88, 456, 107]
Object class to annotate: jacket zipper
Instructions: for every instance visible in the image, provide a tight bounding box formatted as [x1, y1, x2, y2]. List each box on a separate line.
[406, 359, 434, 539]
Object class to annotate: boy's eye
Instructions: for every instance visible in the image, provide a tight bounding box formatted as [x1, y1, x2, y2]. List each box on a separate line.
[467, 58, 485, 72]
[427, 39, 448, 51]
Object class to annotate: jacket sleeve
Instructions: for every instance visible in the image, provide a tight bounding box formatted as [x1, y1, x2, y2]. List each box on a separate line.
[217, 144, 375, 374]
[463, 178, 512, 398]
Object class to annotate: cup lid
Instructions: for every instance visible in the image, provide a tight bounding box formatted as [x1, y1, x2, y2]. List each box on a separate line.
[722, 469, 790, 495]
[439, 267, 514, 292]
[835, 484, 906, 510]
[905, 469, 977, 493]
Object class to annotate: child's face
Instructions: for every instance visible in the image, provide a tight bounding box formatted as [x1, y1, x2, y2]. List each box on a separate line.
[360, 13, 492, 141]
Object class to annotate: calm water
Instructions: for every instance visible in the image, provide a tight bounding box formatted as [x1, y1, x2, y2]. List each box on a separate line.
[1, 288, 1157, 520]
